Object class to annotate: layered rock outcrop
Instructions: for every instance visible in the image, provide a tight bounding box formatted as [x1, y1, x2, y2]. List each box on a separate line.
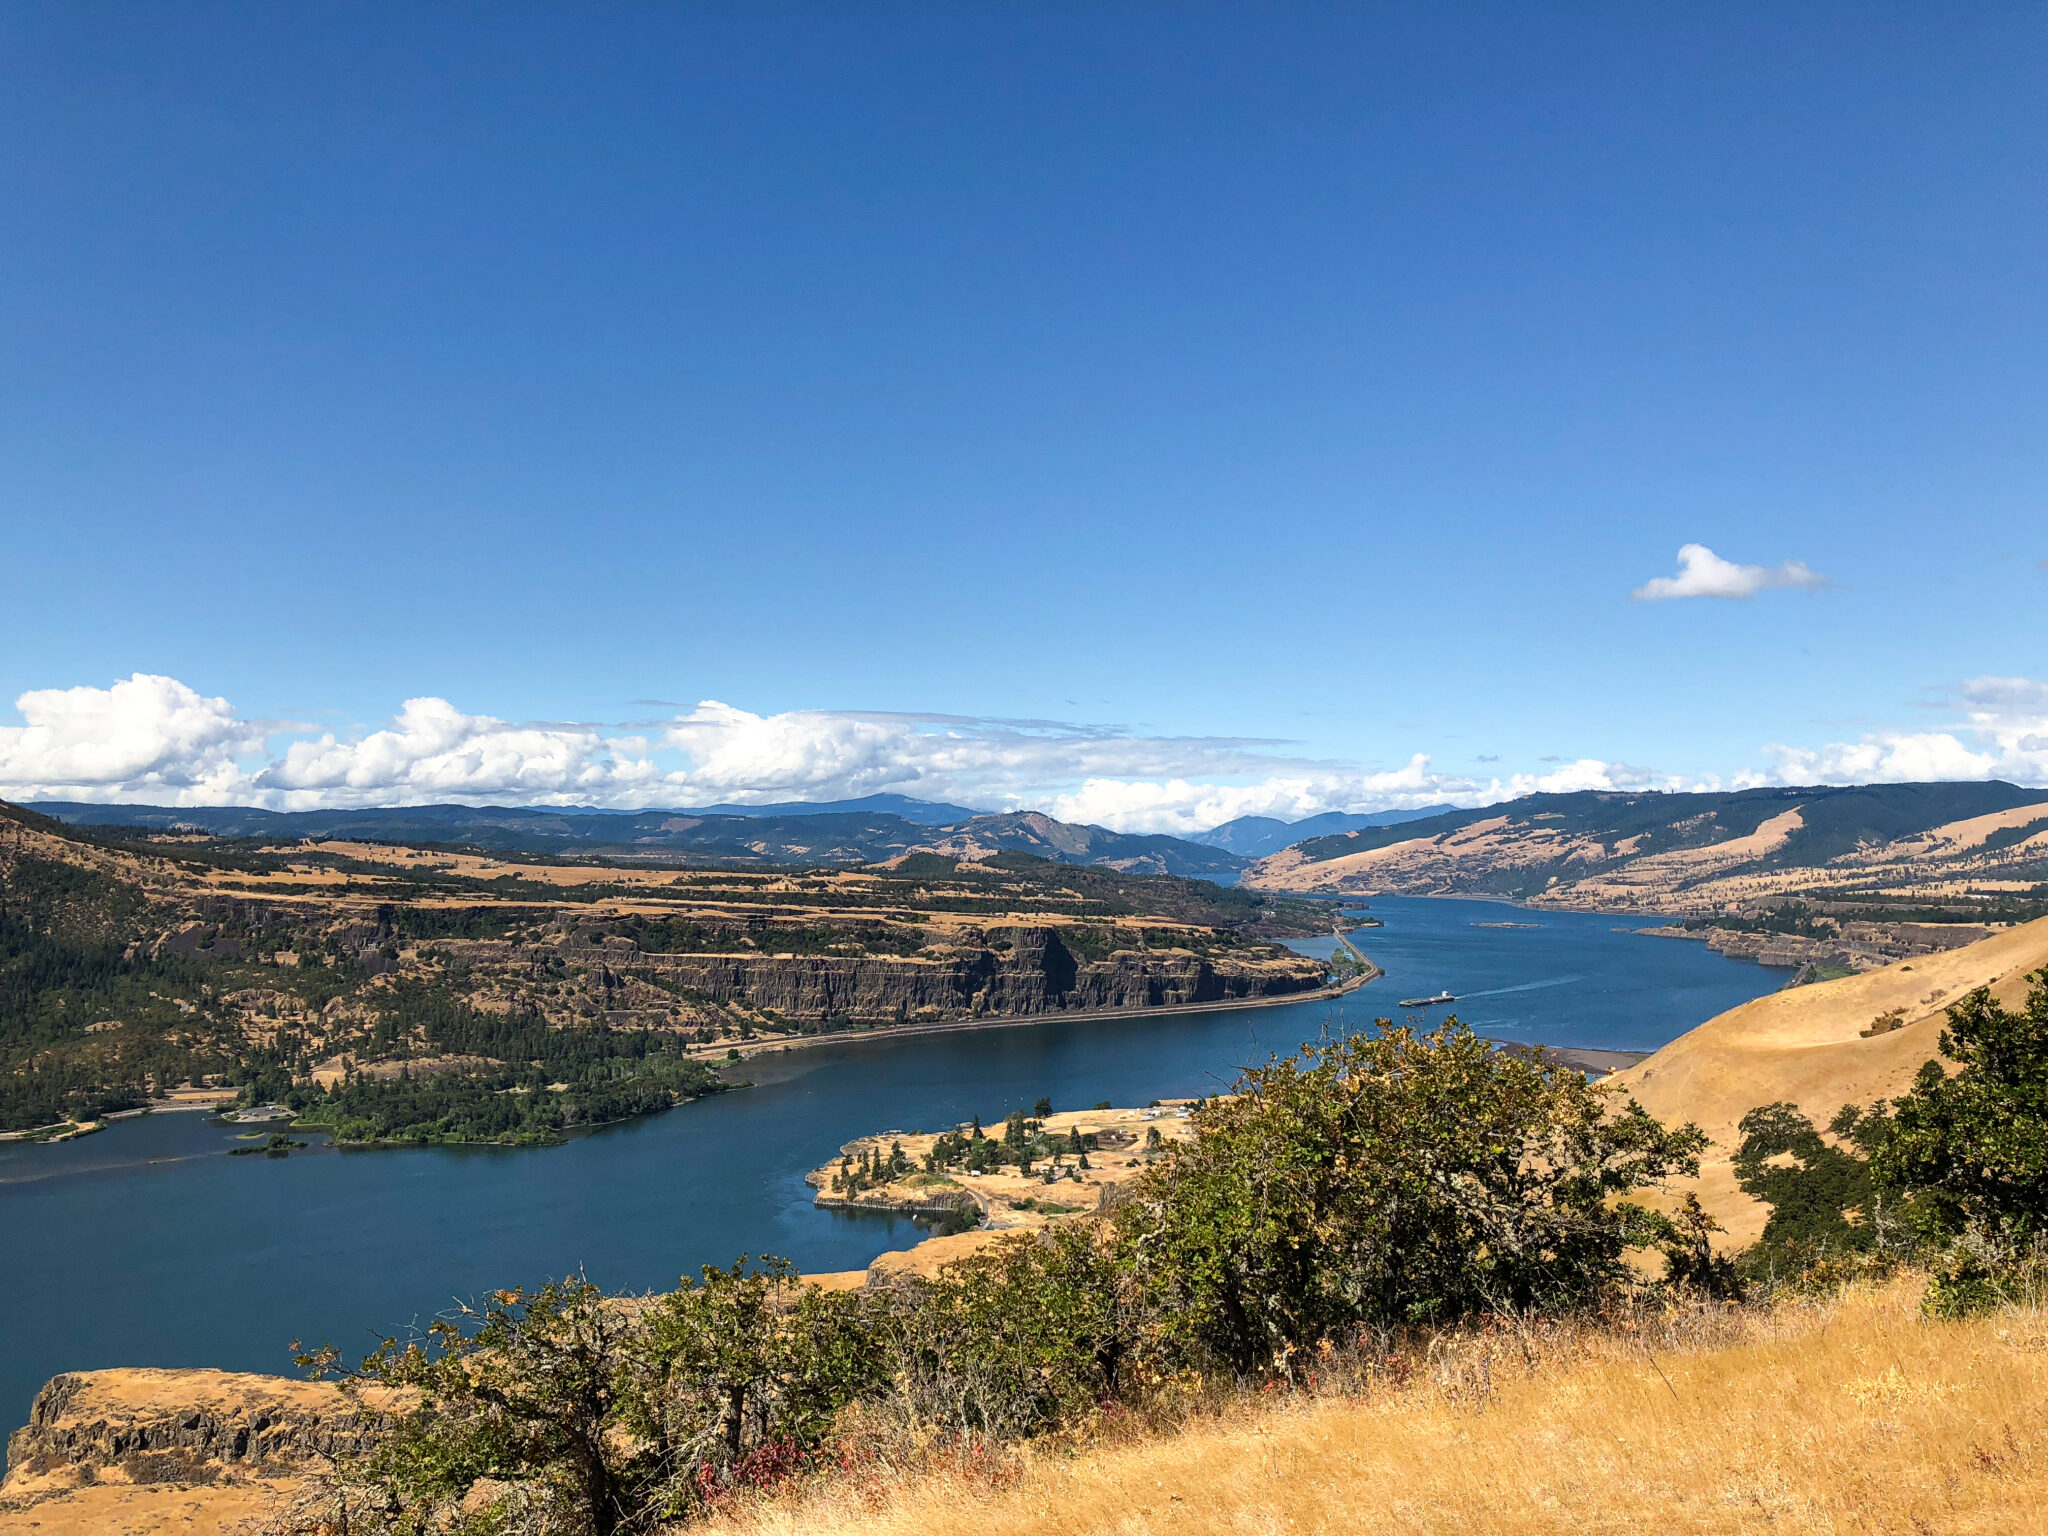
[1, 1368, 384, 1532]
[1642, 919, 1999, 979]
[641, 928, 1321, 1019]
[4, 1369, 371, 1495]
[443, 924, 1326, 1024]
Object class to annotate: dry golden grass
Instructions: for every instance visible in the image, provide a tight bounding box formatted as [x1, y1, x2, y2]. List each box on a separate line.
[0, 1477, 299, 1536]
[1612, 915, 2048, 1245]
[706, 1280, 2048, 1536]
[1240, 800, 2048, 914]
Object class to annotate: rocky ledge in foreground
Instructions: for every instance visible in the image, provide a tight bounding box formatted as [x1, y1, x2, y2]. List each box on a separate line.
[0, 1368, 379, 1535]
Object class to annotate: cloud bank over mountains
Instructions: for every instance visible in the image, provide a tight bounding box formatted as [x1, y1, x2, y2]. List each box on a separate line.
[4, 672, 2047, 833]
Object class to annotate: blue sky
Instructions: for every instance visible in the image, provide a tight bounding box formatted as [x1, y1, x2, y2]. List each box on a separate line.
[2, 3, 2045, 828]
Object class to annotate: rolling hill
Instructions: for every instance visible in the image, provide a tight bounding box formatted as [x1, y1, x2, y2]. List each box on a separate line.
[1241, 782, 2048, 915]
[30, 801, 1245, 881]
[1607, 912, 2048, 1244]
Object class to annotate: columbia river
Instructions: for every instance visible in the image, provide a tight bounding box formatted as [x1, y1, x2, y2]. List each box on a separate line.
[0, 896, 1782, 1423]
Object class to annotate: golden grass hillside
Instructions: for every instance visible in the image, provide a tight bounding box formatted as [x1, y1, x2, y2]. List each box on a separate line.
[1607, 913, 2048, 1245]
[705, 1278, 2048, 1536]
[1238, 788, 2048, 912]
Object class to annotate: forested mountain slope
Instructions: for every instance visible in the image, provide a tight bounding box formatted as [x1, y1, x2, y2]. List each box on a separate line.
[1242, 782, 2048, 915]
[0, 802, 1326, 1138]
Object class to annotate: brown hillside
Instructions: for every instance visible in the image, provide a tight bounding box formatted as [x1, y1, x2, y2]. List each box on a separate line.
[1608, 913, 2048, 1244]
[1240, 789, 2048, 914]
[706, 1278, 2048, 1536]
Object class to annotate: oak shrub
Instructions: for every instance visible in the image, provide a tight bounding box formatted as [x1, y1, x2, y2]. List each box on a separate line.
[302, 1020, 1710, 1533]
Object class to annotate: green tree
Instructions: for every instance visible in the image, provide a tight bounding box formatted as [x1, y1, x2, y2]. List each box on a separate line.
[307, 1274, 661, 1536]
[1658, 1193, 1743, 1299]
[642, 1257, 883, 1499]
[305, 1262, 883, 1534]
[1730, 1101, 1880, 1275]
[885, 1224, 1135, 1439]
[1115, 1019, 1706, 1372]
[1876, 969, 2048, 1246]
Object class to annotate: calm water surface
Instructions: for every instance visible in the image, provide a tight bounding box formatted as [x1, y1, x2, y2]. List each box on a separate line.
[0, 896, 1779, 1423]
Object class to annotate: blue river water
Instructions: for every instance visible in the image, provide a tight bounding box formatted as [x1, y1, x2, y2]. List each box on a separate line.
[0, 896, 1780, 1425]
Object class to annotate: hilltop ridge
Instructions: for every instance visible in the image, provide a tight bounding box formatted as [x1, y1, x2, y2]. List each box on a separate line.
[1185, 804, 1455, 858]
[29, 800, 1246, 881]
[1241, 781, 2048, 916]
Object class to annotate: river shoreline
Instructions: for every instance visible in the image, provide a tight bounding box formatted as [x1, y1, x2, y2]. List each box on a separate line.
[0, 894, 1787, 1422]
[691, 968, 1379, 1067]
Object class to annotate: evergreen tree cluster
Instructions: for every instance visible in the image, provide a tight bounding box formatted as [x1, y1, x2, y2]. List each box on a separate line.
[829, 1140, 913, 1194]
[292, 983, 727, 1146]
[910, 1109, 1099, 1181]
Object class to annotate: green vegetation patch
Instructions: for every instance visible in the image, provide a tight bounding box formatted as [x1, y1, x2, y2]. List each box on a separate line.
[279, 985, 726, 1146]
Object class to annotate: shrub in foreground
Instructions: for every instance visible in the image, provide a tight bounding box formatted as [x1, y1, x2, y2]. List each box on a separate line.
[1115, 1022, 1709, 1370]
[292, 1020, 1711, 1533]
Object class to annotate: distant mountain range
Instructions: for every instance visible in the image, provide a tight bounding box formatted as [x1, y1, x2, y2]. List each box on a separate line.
[679, 794, 980, 825]
[1188, 805, 1456, 858]
[32, 784, 2048, 909]
[885, 811, 1253, 879]
[32, 800, 1248, 881]
[1240, 782, 2048, 915]
[34, 796, 1466, 883]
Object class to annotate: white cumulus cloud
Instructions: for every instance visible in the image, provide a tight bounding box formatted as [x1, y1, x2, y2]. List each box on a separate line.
[663, 702, 1355, 810]
[1632, 543, 1830, 601]
[0, 674, 266, 804]
[256, 697, 670, 810]
[1762, 676, 2048, 788]
[0, 681, 1506, 828]
[1046, 759, 1463, 836]
[7, 672, 2048, 834]
[1510, 759, 1642, 794]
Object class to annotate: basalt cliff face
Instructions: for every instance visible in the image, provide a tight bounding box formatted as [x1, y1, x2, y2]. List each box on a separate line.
[1642, 918, 1995, 978]
[442, 924, 1325, 1025]
[644, 942, 1320, 1018]
[1, 1368, 381, 1535]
